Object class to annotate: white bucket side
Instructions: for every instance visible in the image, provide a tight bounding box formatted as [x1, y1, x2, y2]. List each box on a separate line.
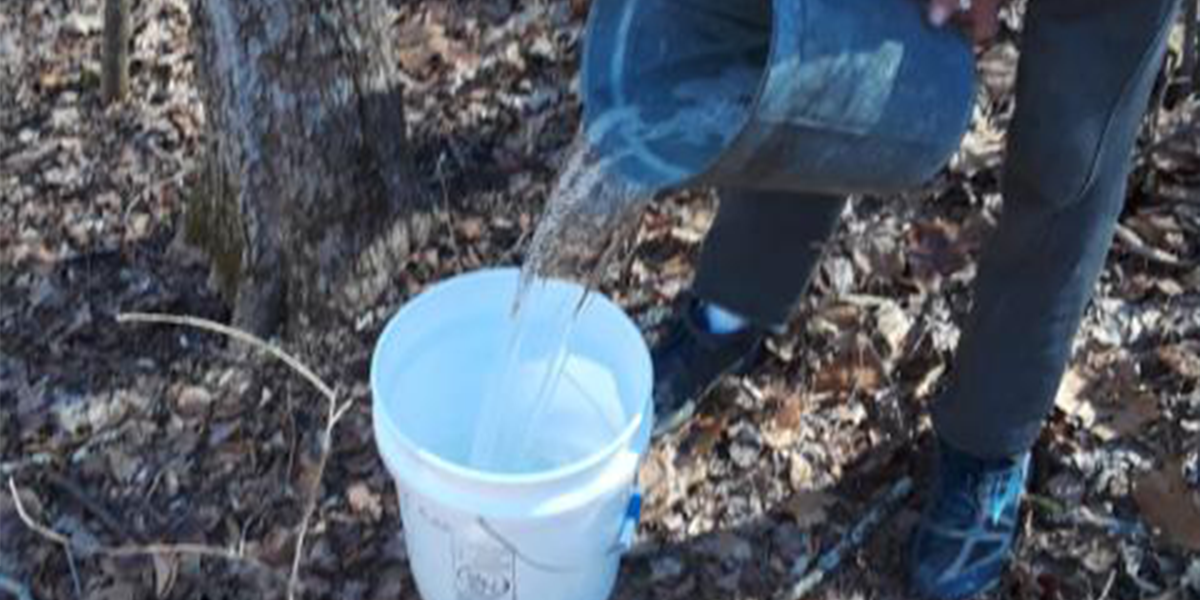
[371, 269, 653, 600]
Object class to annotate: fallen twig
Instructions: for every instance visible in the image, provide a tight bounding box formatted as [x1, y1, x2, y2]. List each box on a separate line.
[115, 312, 338, 407]
[1028, 495, 1147, 539]
[7, 477, 284, 583]
[116, 312, 352, 600]
[7, 478, 83, 597]
[778, 477, 914, 600]
[0, 572, 34, 600]
[1114, 224, 1183, 267]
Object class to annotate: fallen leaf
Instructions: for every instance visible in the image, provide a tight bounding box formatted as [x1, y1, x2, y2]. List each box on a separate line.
[175, 385, 213, 416]
[456, 216, 485, 241]
[1054, 364, 1159, 440]
[783, 491, 837, 529]
[913, 363, 947, 400]
[760, 394, 805, 451]
[685, 411, 729, 459]
[1158, 342, 1200, 380]
[1133, 458, 1200, 551]
[812, 334, 886, 396]
[789, 455, 815, 490]
[907, 219, 973, 288]
[347, 482, 382, 520]
[1093, 390, 1159, 442]
[875, 301, 913, 356]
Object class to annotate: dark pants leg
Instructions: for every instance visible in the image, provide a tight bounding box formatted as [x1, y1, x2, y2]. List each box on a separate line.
[692, 0, 1179, 458]
[693, 189, 846, 327]
[933, 0, 1179, 459]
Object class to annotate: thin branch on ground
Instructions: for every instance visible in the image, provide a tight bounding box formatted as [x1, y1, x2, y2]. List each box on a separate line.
[7, 477, 285, 584]
[778, 477, 915, 600]
[115, 312, 339, 410]
[1114, 224, 1184, 267]
[0, 572, 34, 600]
[116, 312, 353, 600]
[8, 478, 82, 597]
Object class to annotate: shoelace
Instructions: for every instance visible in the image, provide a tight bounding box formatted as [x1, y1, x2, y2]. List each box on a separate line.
[974, 463, 1022, 525]
[980, 471, 1020, 527]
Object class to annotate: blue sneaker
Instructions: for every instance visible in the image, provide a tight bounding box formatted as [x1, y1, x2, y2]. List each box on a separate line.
[909, 440, 1030, 600]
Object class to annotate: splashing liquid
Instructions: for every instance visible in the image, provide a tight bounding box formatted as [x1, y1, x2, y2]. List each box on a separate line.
[467, 69, 755, 473]
[467, 141, 651, 472]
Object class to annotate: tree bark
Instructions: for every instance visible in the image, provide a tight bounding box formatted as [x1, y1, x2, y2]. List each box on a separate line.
[185, 0, 426, 336]
[101, 0, 131, 104]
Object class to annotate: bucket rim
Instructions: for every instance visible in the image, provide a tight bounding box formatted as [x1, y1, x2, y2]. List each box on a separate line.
[370, 268, 653, 487]
[580, 0, 774, 191]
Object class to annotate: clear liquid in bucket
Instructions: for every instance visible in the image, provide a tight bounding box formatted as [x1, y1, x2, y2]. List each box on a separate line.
[467, 73, 756, 473]
[467, 141, 648, 473]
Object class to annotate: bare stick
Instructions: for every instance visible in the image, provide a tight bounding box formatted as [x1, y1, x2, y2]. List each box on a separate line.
[287, 422, 337, 600]
[0, 572, 34, 600]
[778, 477, 914, 600]
[116, 312, 337, 408]
[7, 478, 82, 596]
[1114, 224, 1183, 267]
[7, 477, 285, 583]
[101, 0, 131, 104]
[115, 312, 351, 599]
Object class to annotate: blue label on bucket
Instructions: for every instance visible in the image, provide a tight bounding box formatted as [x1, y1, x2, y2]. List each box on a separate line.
[616, 492, 643, 552]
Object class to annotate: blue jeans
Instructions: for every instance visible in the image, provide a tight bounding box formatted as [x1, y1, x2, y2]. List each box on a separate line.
[691, 0, 1180, 458]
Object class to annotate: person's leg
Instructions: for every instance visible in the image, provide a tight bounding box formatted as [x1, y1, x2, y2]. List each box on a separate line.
[913, 2, 1179, 598]
[933, 0, 1180, 460]
[651, 189, 845, 436]
[693, 189, 847, 327]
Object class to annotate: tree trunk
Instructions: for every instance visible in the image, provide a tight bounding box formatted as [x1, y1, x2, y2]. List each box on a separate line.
[185, 0, 426, 336]
[101, 0, 131, 104]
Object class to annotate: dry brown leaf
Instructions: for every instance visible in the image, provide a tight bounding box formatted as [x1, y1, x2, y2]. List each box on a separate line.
[812, 335, 886, 396]
[1133, 458, 1200, 551]
[1054, 365, 1159, 440]
[456, 216, 485, 241]
[913, 363, 947, 400]
[784, 490, 837, 529]
[789, 455, 815, 490]
[762, 394, 804, 450]
[907, 219, 973, 287]
[347, 482, 382, 520]
[875, 301, 912, 356]
[1159, 343, 1200, 380]
[686, 412, 730, 459]
[1092, 390, 1159, 442]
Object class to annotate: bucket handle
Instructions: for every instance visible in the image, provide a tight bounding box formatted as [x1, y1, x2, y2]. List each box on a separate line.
[475, 486, 643, 574]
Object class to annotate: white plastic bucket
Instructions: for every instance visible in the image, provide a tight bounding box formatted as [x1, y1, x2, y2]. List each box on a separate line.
[371, 268, 653, 600]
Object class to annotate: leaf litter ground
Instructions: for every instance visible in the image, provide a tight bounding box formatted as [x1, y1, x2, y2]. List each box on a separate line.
[2, 1, 1200, 599]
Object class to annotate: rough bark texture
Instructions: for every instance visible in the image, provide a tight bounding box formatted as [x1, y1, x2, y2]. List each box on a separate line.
[101, 0, 130, 104]
[186, 0, 425, 336]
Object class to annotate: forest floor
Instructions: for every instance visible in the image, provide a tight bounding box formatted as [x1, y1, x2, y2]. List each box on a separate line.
[3, 0, 1200, 599]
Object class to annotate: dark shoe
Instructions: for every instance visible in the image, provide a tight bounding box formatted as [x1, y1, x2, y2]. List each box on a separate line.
[650, 297, 763, 438]
[909, 440, 1030, 600]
